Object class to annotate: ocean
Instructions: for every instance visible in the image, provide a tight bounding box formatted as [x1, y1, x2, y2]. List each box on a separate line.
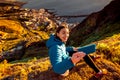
[19, 0, 112, 22]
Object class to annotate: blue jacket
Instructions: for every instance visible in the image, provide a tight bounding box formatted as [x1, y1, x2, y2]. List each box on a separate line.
[46, 34, 74, 74]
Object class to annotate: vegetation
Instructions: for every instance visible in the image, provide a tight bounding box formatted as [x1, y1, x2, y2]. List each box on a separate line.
[0, 0, 120, 79]
[96, 33, 120, 64]
[68, 0, 120, 46]
[68, 21, 120, 46]
[0, 20, 49, 59]
[0, 33, 120, 80]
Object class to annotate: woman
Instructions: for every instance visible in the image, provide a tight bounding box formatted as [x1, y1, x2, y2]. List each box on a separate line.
[46, 26, 107, 78]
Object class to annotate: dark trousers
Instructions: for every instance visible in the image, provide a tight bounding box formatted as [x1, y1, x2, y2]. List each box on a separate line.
[83, 55, 100, 73]
[69, 51, 100, 73]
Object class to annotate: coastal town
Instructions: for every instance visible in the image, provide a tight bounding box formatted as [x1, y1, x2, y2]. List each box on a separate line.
[0, 0, 79, 62]
[0, 0, 79, 32]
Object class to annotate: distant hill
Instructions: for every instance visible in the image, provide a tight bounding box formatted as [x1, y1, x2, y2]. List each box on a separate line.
[68, 0, 120, 46]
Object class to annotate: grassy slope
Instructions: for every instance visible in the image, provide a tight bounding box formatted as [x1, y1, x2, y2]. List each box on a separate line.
[68, 20, 120, 46]
[95, 33, 120, 64]
[0, 34, 120, 80]
[82, 21, 120, 46]
[0, 19, 49, 59]
[0, 20, 27, 52]
[68, 0, 120, 46]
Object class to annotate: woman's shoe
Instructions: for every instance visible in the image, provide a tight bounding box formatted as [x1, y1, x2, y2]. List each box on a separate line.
[95, 69, 107, 78]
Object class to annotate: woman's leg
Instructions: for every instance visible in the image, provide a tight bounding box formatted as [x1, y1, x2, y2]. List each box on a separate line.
[83, 55, 100, 73]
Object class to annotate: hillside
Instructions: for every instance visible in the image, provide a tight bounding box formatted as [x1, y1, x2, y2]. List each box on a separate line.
[0, 59, 120, 80]
[0, 19, 49, 61]
[0, 0, 120, 80]
[0, 0, 59, 62]
[68, 0, 120, 46]
[0, 34, 120, 80]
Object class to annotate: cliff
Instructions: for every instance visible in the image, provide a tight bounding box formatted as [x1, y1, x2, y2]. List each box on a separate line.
[68, 0, 120, 46]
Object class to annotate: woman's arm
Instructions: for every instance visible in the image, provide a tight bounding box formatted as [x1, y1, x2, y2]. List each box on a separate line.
[66, 46, 79, 52]
[68, 44, 96, 55]
[66, 46, 78, 56]
[66, 46, 74, 52]
[77, 44, 96, 54]
[49, 45, 74, 74]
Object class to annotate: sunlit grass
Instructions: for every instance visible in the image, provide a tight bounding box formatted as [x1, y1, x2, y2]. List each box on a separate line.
[96, 33, 120, 63]
[0, 33, 120, 80]
[0, 12, 120, 79]
[0, 19, 49, 58]
[0, 58, 50, 80]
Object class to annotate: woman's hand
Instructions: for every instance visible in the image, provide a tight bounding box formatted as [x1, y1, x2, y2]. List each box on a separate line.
[73, 47, 78, 51]
[71, 52, 86, 64]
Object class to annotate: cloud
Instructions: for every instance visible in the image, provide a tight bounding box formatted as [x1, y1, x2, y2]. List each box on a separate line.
[20, 0, 112, 15]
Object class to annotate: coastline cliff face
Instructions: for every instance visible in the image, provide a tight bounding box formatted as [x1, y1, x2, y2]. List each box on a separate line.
[68, 0, 120, 46]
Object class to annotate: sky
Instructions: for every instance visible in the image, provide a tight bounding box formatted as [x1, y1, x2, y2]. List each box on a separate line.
[19, 0, 112, 16]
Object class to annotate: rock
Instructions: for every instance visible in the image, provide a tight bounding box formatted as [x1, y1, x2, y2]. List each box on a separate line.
[0, 41, 27, 62]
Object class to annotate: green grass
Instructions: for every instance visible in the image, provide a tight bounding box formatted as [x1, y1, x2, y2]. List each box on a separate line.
[68, 21, 120, 46]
